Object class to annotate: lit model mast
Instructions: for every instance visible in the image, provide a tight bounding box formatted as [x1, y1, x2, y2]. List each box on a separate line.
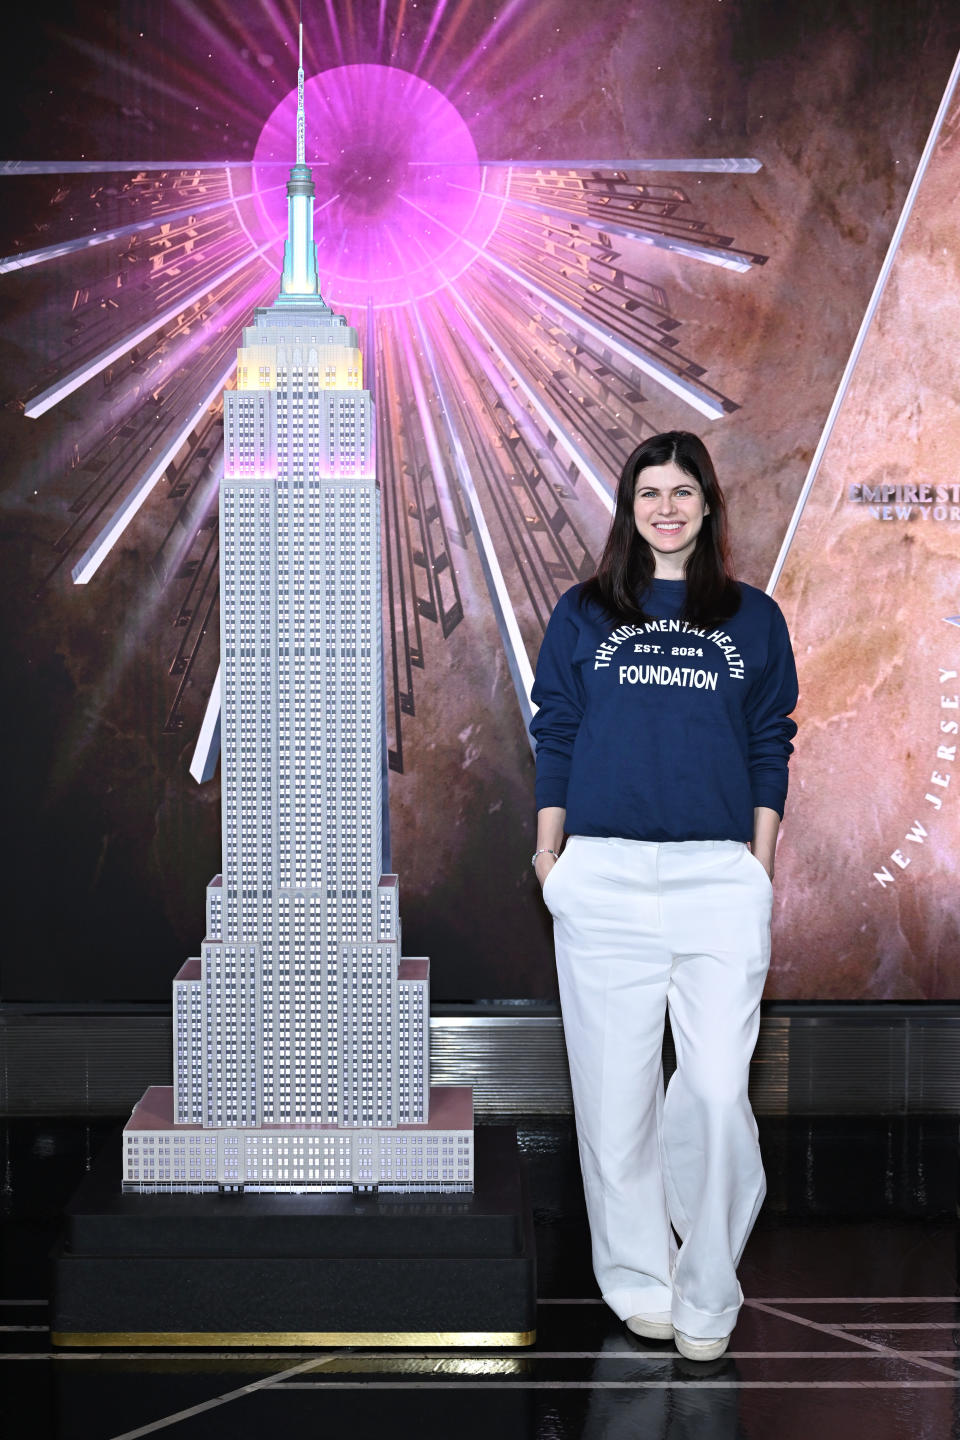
[120, 19, 475, 1194]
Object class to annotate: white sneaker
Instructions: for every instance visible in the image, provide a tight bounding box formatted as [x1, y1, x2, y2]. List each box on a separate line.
[625, 1311, 674, 1340]
[674, 1329, 729, 1361]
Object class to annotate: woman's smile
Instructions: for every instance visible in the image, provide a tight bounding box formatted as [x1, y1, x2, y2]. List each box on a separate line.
[633, 460, 710, 575]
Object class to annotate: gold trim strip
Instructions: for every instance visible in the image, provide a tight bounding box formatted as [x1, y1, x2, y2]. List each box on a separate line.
[51, 1330, 536, 1349]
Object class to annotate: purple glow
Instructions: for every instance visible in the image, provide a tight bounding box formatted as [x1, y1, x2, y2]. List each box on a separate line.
[251, 64, 506, 308]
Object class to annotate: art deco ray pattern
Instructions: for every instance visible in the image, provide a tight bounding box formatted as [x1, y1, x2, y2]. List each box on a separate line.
[4, 3, 764, 778]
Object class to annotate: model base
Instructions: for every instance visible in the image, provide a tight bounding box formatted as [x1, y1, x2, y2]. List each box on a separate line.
[122, 1083, 474, 1193]
[52, 1126, 535, 1347]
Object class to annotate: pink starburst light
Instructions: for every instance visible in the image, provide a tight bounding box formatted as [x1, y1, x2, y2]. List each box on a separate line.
[251, 64, 507, 309]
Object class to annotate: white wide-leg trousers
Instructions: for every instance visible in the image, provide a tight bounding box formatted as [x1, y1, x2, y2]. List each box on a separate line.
[543, 836, 772, 1339]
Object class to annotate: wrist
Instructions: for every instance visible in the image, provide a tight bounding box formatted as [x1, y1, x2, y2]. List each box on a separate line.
[753, 849, 774, 877]
[531, 847, 560, 867]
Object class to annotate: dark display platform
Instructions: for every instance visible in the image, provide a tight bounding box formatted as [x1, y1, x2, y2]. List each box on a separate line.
[51, 1126, 535, 1347]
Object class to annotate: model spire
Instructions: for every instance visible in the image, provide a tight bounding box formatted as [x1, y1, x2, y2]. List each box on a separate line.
[296, 22, 305, 166]
[279, 16, 323, 301]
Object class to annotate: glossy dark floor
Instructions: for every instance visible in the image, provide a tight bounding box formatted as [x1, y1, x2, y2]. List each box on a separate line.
[2, 1115, 959, 1439]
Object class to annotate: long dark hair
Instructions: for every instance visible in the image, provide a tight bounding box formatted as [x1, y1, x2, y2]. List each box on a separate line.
[579, 431, 740, 627]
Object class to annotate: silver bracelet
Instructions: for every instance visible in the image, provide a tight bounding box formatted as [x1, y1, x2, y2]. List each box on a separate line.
[531, 848, 560, 867]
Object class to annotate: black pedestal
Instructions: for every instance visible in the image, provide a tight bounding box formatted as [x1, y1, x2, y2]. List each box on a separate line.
[51, 1126, 536, 1347]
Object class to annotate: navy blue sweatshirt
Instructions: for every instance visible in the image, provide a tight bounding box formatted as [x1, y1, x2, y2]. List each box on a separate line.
[530, 579, 798, 843]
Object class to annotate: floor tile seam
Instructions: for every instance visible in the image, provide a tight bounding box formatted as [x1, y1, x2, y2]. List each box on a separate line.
[539, 1296, 960, 1305]
[268, 1348, 960, 1361]
[748, 1301, 959, 1381]
[104, 1354, 346, 1440]
[840, 1322, 960, 1330]
[745, 1296, 960, 1305]
[2, 1348, 959, 1362]
[1, 1358, 957, 1389]
[273, 1379, 960, 1389]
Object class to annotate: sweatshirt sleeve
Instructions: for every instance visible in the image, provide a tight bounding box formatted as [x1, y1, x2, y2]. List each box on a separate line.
[529, 593, 586, 810]
[743, 601, 799, 817]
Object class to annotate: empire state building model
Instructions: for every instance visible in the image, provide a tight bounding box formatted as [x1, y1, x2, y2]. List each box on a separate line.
[122, 30, 474, 1194]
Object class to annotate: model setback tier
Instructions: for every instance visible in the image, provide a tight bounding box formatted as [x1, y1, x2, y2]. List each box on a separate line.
[122, 61, 474, 1191]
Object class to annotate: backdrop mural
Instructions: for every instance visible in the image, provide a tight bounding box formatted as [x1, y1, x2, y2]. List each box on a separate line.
[772, 72, 960, 998]
[1, 0, 958, 1001]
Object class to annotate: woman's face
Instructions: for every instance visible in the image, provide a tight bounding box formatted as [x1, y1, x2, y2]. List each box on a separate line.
[632, 460, 709, 576]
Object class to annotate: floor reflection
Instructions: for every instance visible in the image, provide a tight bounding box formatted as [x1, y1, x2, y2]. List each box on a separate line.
[1, 1114, 958, 1440]
[581, 1334, 745, 1440]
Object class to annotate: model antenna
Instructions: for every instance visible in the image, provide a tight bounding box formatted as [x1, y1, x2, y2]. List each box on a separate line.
[296, 20, 305, 165]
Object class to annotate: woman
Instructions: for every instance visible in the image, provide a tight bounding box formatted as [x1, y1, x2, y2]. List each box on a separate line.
[530, 431, 797, 1361]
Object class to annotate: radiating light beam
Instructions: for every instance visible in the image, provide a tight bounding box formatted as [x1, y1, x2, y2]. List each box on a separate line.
[71, 363, 234, 585]
[399, 190, 729, 420]
[766, 46, 960, 595]
[411, 158, 763, 172]
[321, 0, 347, 67]
[410, 304, 537, 735]
[390, 0, 411, 62]
[154, 443, 223, 586]
[439, 0, 532, 101]
[393, 302, 464, 546]
[413, 0, 450, 75]
[0, 190, 281, 275]
[24, 239, 272, 419]
[447, 285, 615, 512]
[190, 663, 222, 784]
[0, 161, 317, 174]
[496, 193, 755, 271]
[479, 251, 728, 422]
[416, 0, 477, 86]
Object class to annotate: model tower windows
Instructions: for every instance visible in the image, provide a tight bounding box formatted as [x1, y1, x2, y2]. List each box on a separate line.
[122, 24, 472, 1192]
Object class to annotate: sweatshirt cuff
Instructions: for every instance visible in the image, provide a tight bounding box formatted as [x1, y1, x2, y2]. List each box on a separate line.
[750, 782, 787, 819]
[535, 778, 569, 810]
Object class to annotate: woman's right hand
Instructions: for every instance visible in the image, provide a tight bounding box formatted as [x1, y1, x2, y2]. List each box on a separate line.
[534, 807, 566, 893]
[535, 851, 559, 891]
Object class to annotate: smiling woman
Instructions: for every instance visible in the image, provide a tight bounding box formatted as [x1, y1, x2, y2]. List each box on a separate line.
[577, 432, 740, 630]
[529, 429, 798, 1361]
[633, 461, 709, 576]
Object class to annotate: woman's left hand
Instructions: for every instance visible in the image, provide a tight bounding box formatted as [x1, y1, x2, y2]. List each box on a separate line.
[754, 854, 774, 882]
[752, 805, 780, 883]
